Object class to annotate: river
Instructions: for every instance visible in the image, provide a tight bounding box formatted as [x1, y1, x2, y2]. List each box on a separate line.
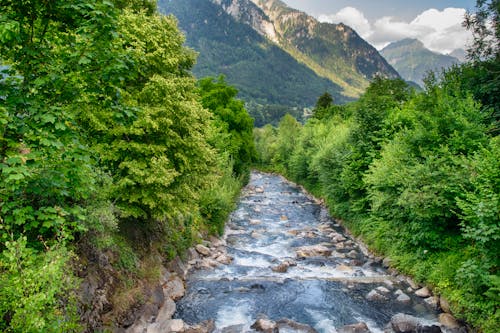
[173, 171, 442, 332]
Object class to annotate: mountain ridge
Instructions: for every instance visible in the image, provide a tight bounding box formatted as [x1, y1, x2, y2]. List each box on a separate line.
[381, 38, 461, 86]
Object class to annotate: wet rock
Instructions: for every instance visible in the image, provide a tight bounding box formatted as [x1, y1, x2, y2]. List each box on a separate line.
[415, 287, 431, 298]
[251, 318, 278, 332]
[271, 262, 289, 273]
[276, 318, 318, 332]
[251, 231, 263, 239]
[283, 258, 297, 267]
[394, 290, 411, 304]
[209, 236, 225, 248]
[336, 264, 354, 272]
[439, 296, 451, 313]
[250, 219, 262, 225]
[438, 313, 460, 329]
[347, 250, 359, 259]
[295, 245, 332, 258]
[167, 256, 188, 279]
[376, 286, 391, 294]
[215, 254, 233, 265]
[196, 258, 219, 270]
[424, 296, 439, 310]
[221, 324, 247, 333]
[155, 298, 176, 323]
[195, 244, 211, 257]
[183, 319, 216, 333]
[396, 293, 411, 304]
[406, 278, 420, 290]
[389, 313, 441, 333]
[147, 319, 185, 333]
[366, 289, 388, 302]
[382, 257, 392, 268]
[280, 215, 288, 221]
[163, 276, 185, 300]
[337, 322, 371, 333]
[255, 187, 265, 193]
[331, 234, 347, 243]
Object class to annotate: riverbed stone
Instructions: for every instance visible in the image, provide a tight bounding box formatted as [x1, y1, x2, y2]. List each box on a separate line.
[271, 262, 289, 273]
[337, 322, 371, 333]
[195, 244, 211, 256]
[438, 313, 460, 329]
[276, 318, 318, 332]
[439, 296, 451, 313]
[183, 319, 216, 333]
[163, 276, 185, 300]
[415, 286, 431, 298]
[389, 313, 442, 333]
[147, 319, 185, 333]
[215, 254, 233, 265]
[396, 293, 411, 304]
[295, 244, 332, 258]
[251, 318, 278, 332]
[376, 286, 391, 294]
[155, 298, 176, 323]
[366, 289, 388, 302]
[347, 250, 359, 259]
[424, 296, 439, 310]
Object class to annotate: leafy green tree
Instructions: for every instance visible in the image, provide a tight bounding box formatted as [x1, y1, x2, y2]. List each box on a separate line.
[198, 76, 256, 178]
[312, 92, 333, 119]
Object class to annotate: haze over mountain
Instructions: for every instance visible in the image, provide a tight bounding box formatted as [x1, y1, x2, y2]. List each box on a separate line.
[158, 0, 399, 125]
[380, 38, 461, 87]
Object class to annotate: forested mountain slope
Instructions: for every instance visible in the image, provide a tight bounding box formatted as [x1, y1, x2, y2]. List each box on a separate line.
[158, 0, 347, 126]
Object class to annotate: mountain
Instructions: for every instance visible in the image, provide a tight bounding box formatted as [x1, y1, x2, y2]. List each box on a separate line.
[246, 0, 399, 96]
[380, 38, 460, 87]
[158, 0, 399, 125]
[449, 48, 467, 62]
[158, 0, 349, 126]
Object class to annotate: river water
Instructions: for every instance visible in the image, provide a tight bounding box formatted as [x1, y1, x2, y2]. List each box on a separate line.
[174, 171, 440, 332]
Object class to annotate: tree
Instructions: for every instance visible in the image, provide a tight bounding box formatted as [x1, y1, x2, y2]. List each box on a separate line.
[465, 0, 500, 60]
[312, 92, 333, 119]
[198, 76, 256, 178]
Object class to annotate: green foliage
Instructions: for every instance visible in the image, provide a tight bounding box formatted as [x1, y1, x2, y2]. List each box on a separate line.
[255, 73, 499, 331]
[0, 237, 80, 332]
[198, 76, 256, 178]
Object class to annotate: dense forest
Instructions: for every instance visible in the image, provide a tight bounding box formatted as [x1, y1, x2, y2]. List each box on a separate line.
[0, 0, 255, 331]
[254, 3, 500, 329]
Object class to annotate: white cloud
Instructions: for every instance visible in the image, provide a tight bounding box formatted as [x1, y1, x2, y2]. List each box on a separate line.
[318, 6, 472, 54]
[319, 7, 371, 38]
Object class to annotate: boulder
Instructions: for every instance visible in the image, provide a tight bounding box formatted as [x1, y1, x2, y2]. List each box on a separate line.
[155, 298, 176, 323]
[337, 322, 371, 333]
[382, 257, 392, 268]
[251, 318, 278, 332]
[438, 313, 460, 329]
[376, 286, 391, 294]
[271, 262, 289, 273]
[439, 296, 451, 313]
[415, 287, 431, 298]
[295, 245, 332, 258]
[183, 319, 216, 333]
[250, 219, 262, 225]
[347, 250, 359, 259]
[276, 318, 318, 332]
[195, 244, 211, 257]
[366, 289, 388, 302]
[221, 324, 246, 333]
[215, 254, 233, 265]
[395, 293, 411, 304]
[389, 314, 442, 333]
[424, 296, 439, 310]
[163, 276, 185, 300]
[147, 319, 185, 333]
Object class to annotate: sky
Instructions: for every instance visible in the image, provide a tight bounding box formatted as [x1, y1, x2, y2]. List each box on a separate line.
[281, 0, 478, 54]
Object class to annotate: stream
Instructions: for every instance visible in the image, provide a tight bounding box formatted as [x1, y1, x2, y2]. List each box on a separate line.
[174, 171, 442, 332]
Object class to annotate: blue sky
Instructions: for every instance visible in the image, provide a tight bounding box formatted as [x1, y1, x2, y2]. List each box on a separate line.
[281, 0, 477, 53]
